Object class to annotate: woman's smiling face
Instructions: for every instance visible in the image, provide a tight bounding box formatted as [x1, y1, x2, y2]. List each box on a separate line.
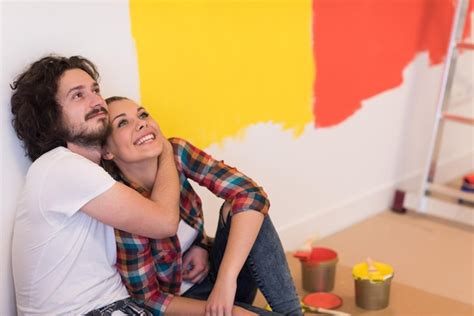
[104, 98, 164, 165]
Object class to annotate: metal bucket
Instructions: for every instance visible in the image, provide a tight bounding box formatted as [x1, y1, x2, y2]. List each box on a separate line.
[301, 258, 338, 292]
[352, 261, 394, 310]
[354, 275, 393, 310]
[299, 248, 338, 292]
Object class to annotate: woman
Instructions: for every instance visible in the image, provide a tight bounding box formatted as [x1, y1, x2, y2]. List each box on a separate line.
[102, 96, 302, 316]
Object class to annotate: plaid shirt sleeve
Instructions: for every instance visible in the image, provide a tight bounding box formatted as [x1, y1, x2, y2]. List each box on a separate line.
[115, 230, 174, 315]
[170, 137, 270, 216]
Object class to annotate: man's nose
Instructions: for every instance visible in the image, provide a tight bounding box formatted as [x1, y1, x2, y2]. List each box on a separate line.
[90, 91, 106, 107]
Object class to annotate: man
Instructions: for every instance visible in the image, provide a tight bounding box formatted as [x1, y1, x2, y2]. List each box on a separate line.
[10, 55, 180, 315]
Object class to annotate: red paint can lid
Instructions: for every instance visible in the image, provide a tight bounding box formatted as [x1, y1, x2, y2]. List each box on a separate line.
[309, 247, 338, 263]
[464, 173, 474, 184]
[303, 292, 343, 309]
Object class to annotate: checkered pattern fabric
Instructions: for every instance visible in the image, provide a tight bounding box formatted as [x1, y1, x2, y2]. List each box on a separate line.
[115, 138, 269, 315]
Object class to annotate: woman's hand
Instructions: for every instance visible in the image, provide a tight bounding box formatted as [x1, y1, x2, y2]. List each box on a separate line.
[205, 212, 264, 316]
[205, 275, 237, 316]
[182, 246, 209, 283]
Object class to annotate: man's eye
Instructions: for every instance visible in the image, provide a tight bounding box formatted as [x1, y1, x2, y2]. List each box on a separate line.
[72, 92, 83, 100]
[93, 88, 101, 95]
[139, 112, 149, 119]
[118, 119, 128, 128]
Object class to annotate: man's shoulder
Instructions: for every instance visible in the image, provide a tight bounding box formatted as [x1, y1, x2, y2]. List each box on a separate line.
[34, 146, 71, 161]
[29, 146, 97, 177]
[37, 146, 99, 164]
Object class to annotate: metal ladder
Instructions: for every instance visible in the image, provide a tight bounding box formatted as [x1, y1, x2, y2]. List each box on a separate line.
[392, 0, 474, 223]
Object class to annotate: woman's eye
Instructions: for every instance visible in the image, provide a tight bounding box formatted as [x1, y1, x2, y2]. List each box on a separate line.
[139, 112, 149, 119]
[117, 119, 128, 128]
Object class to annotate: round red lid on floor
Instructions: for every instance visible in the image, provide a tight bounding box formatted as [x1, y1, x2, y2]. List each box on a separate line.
[303, 292, 343, 309]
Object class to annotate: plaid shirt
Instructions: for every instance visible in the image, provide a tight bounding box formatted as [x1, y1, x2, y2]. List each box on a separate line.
[115, 138, 270, 315]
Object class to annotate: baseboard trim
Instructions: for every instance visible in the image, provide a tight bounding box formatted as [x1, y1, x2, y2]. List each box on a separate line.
[278, 151, 473, 251]
[278, 185, 393, 250]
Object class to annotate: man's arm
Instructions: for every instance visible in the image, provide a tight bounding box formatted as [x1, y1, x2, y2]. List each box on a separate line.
[149, 137, 181, 234]
[83, 139, 180, 239]
[81, 182, 175, 239]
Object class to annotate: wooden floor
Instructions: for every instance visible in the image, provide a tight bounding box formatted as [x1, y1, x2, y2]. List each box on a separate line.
[254, 210, 474, 316]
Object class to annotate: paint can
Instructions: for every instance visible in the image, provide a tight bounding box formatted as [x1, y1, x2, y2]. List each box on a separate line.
[295, 247, 338, 292]
[352, 261, 394, 310]
[459, 173, 474, 206]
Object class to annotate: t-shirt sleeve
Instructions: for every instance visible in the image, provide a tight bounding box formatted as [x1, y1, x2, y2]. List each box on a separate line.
[39, 151, 116, 218]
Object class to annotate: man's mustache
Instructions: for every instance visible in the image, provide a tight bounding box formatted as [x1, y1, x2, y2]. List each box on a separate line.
[85, 107, 108, 120]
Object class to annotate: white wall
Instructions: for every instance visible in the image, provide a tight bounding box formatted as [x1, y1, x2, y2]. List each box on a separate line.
[1, 1, 140, 314]
[197, 50, 473, 248]
[1, 2, 472, 315]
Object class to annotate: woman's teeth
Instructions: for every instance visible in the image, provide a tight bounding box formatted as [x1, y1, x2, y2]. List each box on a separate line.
[134, 134, 155, 145]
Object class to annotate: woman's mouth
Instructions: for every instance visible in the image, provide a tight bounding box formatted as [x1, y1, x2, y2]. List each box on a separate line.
[134, 133, 156, 145]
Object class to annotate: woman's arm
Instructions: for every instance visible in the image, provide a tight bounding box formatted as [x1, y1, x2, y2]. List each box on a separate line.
[170, 138, 269, 314]
[170, 138, 270, 217]
[206, 211, 264, 316]
[165, 296, 256, 316]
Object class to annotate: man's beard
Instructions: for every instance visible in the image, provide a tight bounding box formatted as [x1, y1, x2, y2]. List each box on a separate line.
[59, 118, 109, 148]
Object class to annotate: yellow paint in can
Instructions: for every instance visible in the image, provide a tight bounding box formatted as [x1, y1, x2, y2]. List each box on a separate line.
[353, 261, 394, 282]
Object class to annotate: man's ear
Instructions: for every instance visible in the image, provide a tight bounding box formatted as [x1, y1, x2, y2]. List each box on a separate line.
[102, 148, 114, 161]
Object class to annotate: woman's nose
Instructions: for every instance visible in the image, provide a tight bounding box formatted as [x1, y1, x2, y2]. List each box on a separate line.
[137, 120, 147, 131]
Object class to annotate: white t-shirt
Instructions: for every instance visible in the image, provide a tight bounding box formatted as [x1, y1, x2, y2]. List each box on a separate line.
[176, 220, 199, 294]
[11, 147, 129, 315]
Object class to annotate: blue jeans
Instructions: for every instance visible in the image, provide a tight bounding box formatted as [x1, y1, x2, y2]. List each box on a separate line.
[183, 211, 302, 316]
[86, 297, 151, 315]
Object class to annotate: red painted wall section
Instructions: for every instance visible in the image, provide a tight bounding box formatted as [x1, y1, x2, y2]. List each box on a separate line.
[313, 0, 473, 128]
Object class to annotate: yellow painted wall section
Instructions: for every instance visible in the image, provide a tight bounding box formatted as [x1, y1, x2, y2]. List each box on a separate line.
[129, 0, 314, 148]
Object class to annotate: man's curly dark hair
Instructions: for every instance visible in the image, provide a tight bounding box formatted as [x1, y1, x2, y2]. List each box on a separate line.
[10, 55, 100, 161]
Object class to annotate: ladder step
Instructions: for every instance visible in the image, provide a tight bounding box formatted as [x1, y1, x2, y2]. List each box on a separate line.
[427, 183, 474, 203]
[442, 113, 474, 125]
[457, 42, 474, 50]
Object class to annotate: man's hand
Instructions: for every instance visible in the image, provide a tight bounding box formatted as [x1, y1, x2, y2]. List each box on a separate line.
[205, 276, 237, 316]
[155, 128, 173, 158]
[149, 127, 180, 237]
[182, 246, 209, 283]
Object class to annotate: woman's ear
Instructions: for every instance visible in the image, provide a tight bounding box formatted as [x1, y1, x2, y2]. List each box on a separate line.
[102, 148, 114, 161]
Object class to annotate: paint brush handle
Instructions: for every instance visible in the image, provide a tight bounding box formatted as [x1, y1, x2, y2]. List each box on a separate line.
[366, 257, 377, 272]
[316, 307, 352, 316]
[366, 257, 385, 281]
[302, 304, 351, 316]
